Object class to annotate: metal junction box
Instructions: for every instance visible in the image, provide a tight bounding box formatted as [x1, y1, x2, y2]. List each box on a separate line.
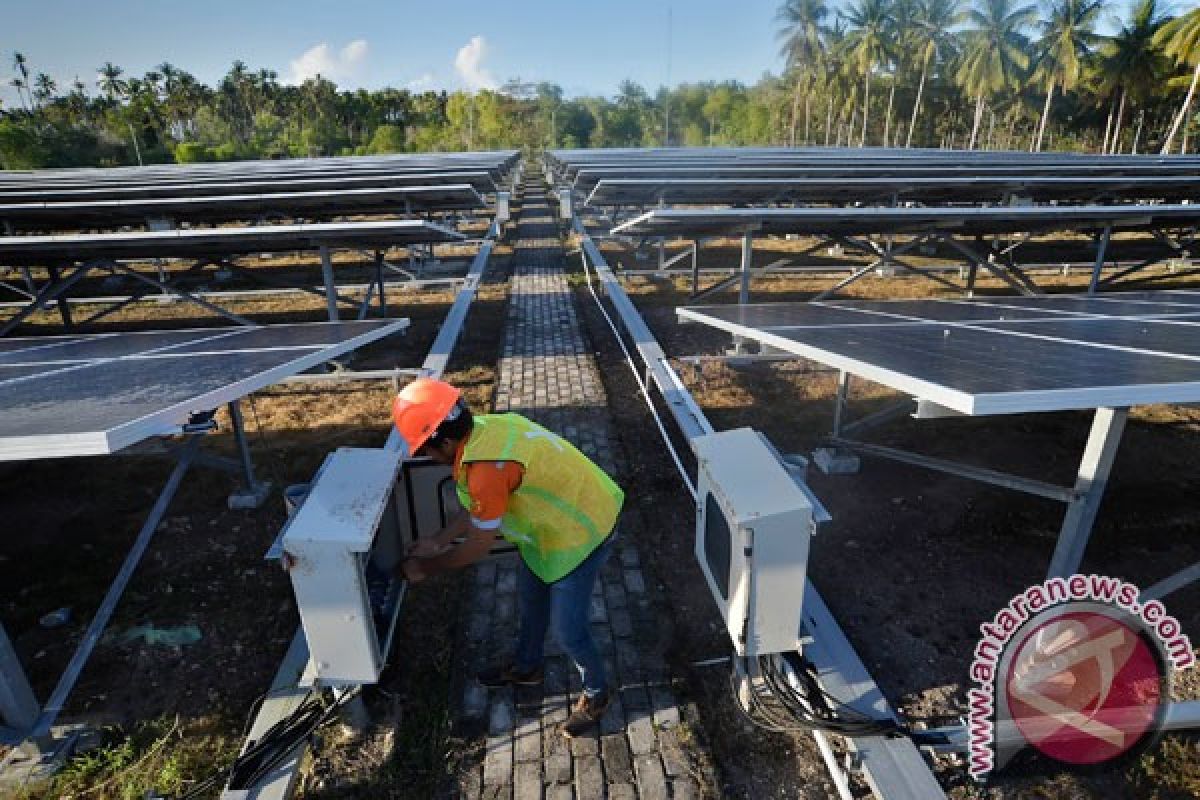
[279, 448, 514, 686]
[694, 428, 815, 657]
[281, 447, 404, 686]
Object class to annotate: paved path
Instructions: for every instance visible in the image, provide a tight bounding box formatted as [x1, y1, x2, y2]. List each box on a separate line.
[453, 181, 700, 800]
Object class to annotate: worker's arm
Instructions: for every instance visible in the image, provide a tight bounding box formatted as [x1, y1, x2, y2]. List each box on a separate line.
[402, 522, 496, 581]
[407, 510, 470, 557]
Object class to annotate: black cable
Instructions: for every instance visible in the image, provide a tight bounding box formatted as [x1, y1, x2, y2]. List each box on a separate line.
[167, 686, 362, 800]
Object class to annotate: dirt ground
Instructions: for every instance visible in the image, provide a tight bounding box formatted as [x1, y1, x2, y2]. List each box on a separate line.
[5, 198, 1200, 800]
[572, 234, 1200, 799]
[0, 239, 512, 799]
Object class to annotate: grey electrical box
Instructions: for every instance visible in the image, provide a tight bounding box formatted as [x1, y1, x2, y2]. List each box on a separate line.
[694, 428, 815, 657]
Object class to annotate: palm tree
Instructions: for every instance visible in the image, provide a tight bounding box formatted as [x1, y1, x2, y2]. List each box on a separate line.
[777, 0, 830, 145]
[97, 62, 127, 103]
[11, 52, 31, 111]
[32, 73, 56, 108]
[1096, 0, 1169, 153]
[958, 0, 1037, 148]
[905, 0, 962, 147]
[842, 0, 895, 146]
[1154, 6, 1200, 154]
[1031, 0, 1103, 151]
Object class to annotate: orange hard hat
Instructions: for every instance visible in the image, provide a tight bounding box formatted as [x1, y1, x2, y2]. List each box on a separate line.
[392, 377, 462, 456]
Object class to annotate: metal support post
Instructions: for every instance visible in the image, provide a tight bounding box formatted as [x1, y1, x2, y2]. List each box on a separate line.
[227, 401, 271, 510]
[739, 230, 754, 306]
[691, 239, 700, 296]
[0, 624, 37, 736]
[319, 245, 339, 322]
[31, 435, 203, 738]
[1087, 225, 1113, 295]
[46, 267, 74, 328]
[1047, 407, 1128, 578]
[832, 371, 849, 436]
[375, 251, 387, 318]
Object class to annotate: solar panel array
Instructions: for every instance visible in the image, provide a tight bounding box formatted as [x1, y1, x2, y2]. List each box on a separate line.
[0, 319, 407, 460]
[0, 151, 517, 234]
[547, 148, 1200, 229]
[679, 290, 1200, 415]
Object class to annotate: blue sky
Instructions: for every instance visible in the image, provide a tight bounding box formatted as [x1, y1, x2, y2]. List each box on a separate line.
[2, 0, 783, 106]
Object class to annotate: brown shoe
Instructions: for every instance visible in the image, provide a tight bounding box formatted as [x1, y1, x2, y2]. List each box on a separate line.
[477, 663, 544, 688]
[561, 691, 610, 738]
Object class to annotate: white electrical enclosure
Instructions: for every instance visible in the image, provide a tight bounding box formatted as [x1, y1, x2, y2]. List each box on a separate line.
[282, 447, 403, 686]
[558, 188, 573, 220]
[694, 428, 814, 657]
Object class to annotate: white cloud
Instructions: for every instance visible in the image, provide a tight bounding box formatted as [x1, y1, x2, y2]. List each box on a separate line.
[454, 35, 497, 91]
[288, 39, 369, 85]
[406, 72, 435, 91]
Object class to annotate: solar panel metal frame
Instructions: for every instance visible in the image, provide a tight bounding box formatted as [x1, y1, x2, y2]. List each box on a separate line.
[0, 319, 408, 461]
[585, 176, 1200, 207]
[0, 184, 485, 227]
[0, 219, 465, 265]
[611, 205, 1200, 238]
[678, 293, 1200, 415]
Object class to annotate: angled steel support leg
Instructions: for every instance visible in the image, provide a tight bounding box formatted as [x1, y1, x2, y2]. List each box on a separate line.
[0, 263, 94, 337]
[31, 434, 204, 738]
[226, 401, 270, 510]
[113, 265, 254, 327]
[0, 624, 38, 737]
[319, 245, 339, 322]
[1047, 407, 1128, 579]
[1087, 225, 1113, 294]
[943, 236, 1036, 296]
[46, 267, 74, 329]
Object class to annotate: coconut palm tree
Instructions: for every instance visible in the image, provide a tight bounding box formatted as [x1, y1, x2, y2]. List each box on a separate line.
[905, 0, 963, 147]
[958, 0, 1037, 148]
[842, 0, 896, 146]
[777, 0, 830, 145]
[1031, 0, 1103, 151]
[1095, 0, 1169, 153]
[32, 73, 56, 108]
[11, 52, 31, 111]
[97, 62, 128, 103]
[1154, 6, 1200, 153]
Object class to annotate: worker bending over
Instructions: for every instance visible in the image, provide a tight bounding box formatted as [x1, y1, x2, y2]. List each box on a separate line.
[391, 377, 625, 737]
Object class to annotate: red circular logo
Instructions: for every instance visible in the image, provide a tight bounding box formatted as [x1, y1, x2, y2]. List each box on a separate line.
[1005, 610, 1164, 765]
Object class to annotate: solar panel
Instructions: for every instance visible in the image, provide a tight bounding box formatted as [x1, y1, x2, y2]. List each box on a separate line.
[678, 294, 1200, 415]
[0, 219, 465, 265]
[0, 185, 485, 228]
[585, 176, 1200, 207]
[0, 172, 500, 203]
[0, 319, 406, 461]
[610, 205, 1200, 238]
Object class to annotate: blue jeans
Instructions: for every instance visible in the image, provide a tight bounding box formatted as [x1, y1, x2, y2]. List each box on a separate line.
[515, 533, 615, 698]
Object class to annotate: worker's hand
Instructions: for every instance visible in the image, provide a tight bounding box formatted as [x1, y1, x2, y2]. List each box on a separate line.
[401, 558, 426, 584]
[407, 538, 445, 558]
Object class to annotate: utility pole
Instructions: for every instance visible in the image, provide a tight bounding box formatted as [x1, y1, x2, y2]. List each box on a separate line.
[664, 5, 672, 147]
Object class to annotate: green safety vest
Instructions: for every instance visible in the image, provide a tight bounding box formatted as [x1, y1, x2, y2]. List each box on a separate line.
[456, 413, 624, 583]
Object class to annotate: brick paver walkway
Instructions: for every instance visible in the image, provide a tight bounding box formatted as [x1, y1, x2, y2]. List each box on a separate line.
[453, 181, 698, 800]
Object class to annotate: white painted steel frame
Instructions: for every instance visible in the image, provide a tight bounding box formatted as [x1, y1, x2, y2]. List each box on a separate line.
[225, 220, 500, 800]
[676, 305, 1200, 415]
[573, 214, 945, 800]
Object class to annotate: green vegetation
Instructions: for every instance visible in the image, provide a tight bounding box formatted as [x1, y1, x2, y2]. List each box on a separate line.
[7, 715, 237, 800]
[4, 1, 1200, 167]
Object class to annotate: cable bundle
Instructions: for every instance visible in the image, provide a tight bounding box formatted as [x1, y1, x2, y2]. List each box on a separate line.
[732, 652, 902, 738]
[167, 686, 361, 799]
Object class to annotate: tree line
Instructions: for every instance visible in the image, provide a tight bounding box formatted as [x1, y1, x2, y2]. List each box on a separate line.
[2, 0, 1200, 169]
